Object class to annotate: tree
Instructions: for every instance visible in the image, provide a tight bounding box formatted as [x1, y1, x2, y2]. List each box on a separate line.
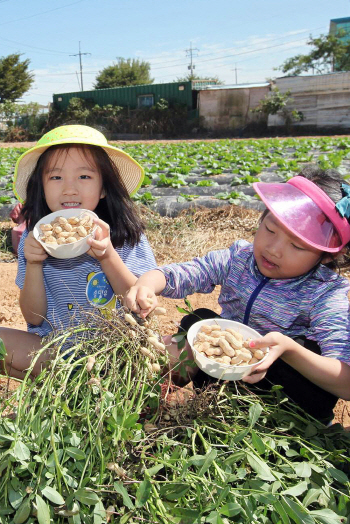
[176, 73, 223, 84]
[0, 53, 34, 103]
[252, 87, 303, 130]
[94, 58, 153, 89]
[279, 31, 350, 75]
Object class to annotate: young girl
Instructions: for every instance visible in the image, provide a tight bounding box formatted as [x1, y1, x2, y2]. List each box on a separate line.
[125, 166, 350, 422]
[1, 124, 156, 379]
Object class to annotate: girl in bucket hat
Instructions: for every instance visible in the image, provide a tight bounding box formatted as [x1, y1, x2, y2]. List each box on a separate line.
[1, 125, 156, 379]
[125, 165, 350, 423]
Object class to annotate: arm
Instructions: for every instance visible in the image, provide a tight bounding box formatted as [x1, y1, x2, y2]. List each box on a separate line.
[86, 218, 138, 296]
[243, 332, 350, 400]
[19, 232, 48, 325]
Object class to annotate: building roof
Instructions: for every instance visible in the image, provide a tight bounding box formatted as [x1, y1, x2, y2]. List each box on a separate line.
[203, 82, 270, 90]
[330, 17, 350, 24]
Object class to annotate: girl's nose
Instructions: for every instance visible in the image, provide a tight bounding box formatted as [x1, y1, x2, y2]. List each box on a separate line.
[62, 181, 78, 194]
[266, 239, 284, 258]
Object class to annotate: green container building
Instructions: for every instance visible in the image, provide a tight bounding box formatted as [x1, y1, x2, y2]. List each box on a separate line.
[53, 81, 197, 111]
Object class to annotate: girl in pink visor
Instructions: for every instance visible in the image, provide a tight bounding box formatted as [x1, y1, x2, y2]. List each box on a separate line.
[125, 165, 350, 423]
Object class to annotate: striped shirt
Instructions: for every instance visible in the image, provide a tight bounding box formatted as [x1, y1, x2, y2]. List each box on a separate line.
[16, 229, 156, 337]
[160, 240, 350, 364]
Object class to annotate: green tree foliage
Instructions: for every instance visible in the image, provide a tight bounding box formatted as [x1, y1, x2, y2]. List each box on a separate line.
[94, 58, 153, 89]
[176, 73, 223, 84]
[0, 53, 34, 103]
[252, 87, 303, 129]
[279, 31, 350, 75]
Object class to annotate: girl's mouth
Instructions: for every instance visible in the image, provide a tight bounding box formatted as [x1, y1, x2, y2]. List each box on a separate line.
[261, 255, 278, 269]
[62, 202, 81, 208]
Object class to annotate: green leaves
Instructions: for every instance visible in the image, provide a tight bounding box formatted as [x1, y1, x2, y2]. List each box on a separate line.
[74, 489, 100, 506]
[36, 494, 51, 524]
[246, 452, 275, 481]
[41, 486, 65, 505]
[12, 440, 31, 462]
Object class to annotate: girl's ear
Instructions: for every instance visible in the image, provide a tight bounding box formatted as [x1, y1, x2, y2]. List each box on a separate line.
[100, 188, 106, 199]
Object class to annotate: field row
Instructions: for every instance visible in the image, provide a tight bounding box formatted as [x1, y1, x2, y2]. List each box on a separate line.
[1, 137, 350, 216]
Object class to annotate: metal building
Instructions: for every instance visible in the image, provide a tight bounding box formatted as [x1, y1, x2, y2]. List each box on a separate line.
[53, 81, 196, 112]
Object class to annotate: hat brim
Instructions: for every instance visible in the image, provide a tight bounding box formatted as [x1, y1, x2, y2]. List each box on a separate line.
[13, 137, 144, 202]
[253, 182, 342, 252]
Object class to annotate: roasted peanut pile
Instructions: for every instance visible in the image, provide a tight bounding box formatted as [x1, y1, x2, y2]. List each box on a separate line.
[193, 324, 267, 366]
[39, 213, 94, 245]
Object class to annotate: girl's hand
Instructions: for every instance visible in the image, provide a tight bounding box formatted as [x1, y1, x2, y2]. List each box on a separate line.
[24, 232, 48, 264]
[242, 331, 292, 384]
[86, 218, 113, 260]
[124, 285, 158, 319]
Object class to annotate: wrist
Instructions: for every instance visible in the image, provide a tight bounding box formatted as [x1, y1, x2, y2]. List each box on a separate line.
[280, 336, 302, 362]
[99, 243, 116, 264]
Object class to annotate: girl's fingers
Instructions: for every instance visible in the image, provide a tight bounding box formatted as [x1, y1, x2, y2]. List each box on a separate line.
[124, 288, 157, 316]
[242, 370, 267, 383]
[124, 288, 139, 311]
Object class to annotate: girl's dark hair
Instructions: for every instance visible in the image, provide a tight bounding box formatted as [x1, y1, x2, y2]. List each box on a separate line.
[259, 165, 350, 271]
[21, 144, 144, 248]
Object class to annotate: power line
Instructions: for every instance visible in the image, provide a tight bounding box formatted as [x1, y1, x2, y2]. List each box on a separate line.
[0, 0, 87, 27]
[0, 35, 73, 55]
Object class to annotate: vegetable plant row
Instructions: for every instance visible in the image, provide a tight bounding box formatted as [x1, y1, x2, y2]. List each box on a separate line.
[1, 137, 350, 212]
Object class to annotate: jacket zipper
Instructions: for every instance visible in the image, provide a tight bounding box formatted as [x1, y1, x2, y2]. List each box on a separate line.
[243, 276, 270, 325]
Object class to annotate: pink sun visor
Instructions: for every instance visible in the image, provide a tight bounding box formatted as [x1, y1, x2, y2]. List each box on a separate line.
[253, 176, 350, 253]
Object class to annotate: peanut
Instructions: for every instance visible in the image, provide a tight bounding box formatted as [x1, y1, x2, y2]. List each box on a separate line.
[218, 338, 236, 357]
[124, 313, 137, 326]
[193, 323, 268, 368]
[147, 336, 166, 352]
[38, 212, 94, 246]
[224, 332, 242, 350]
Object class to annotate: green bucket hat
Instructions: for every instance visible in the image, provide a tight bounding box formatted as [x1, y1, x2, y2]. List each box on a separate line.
[13, 125, 144, 202]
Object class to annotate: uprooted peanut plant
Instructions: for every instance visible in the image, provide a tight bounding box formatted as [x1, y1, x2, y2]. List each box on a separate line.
[0, 307, 350, 524]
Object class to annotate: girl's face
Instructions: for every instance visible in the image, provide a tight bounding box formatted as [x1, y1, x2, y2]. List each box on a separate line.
[42, 147, 104, 212]
[253, 212, 324, 279]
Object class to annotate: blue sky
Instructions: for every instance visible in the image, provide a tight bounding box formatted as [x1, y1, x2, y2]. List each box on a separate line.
[0, 0, 349, 106]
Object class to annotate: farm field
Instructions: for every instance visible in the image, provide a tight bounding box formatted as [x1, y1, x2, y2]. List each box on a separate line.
[1, 138, 350, 523]
[2, 135, 350, 218]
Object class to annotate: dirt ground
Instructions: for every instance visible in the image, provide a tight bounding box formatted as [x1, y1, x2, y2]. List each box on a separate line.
[1, 259, 350, 429]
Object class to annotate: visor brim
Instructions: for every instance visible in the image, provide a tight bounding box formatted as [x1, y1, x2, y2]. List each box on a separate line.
[254, 182, 342, 252]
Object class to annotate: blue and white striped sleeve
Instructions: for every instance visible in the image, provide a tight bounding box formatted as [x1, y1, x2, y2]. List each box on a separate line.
[15, 229, 29, 290]
[117, 234, 157, 277]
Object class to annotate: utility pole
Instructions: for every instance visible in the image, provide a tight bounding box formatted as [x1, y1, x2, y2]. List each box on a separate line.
[185, 42, 199, 77]
[231, 64, 239, 84]
[70, 42, 91, 91]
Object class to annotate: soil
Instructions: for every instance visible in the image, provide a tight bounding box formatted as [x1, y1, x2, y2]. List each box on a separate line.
[1, 260, 349, 429]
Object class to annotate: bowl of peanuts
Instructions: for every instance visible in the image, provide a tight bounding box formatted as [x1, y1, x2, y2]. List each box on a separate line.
[187, 319, 269, 381]
[33, 209, 98, 259]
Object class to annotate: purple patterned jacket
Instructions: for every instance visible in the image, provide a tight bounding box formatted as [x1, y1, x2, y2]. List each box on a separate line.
[160, 240, 350, 364]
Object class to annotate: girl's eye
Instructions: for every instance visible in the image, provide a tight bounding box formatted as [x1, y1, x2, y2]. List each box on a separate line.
[265, 224, 274, 234]
[292, 244, 304, 251]
[49, 175, 61, 180]
[79, 175, 91, 179]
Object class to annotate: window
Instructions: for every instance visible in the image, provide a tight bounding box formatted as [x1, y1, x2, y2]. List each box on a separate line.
[137, 95, 154, 108]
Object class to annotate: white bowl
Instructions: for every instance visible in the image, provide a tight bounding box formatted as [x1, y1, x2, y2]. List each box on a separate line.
[33, 209, 98, 259]
[187, 318, 269, 381]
